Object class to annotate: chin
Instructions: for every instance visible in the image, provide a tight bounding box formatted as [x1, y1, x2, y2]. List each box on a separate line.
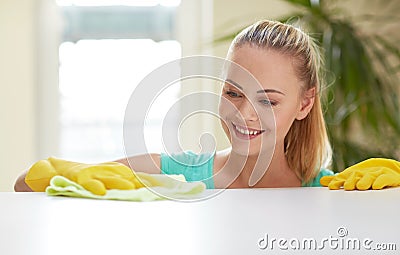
[231, 142, 263, 156]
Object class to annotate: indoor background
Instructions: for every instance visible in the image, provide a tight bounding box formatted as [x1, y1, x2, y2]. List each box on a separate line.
[1, 0, 399, 191]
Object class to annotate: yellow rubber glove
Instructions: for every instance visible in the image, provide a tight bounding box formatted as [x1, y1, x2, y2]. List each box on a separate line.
[25, 157, 151, 195]
[320, 158, 400, 190]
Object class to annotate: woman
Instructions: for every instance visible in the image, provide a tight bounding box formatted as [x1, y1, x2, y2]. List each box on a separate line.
[158, 20, 333, 189]
[14, 20, 334, 192]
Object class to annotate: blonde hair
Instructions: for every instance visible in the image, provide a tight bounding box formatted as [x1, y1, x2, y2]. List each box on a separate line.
[230, 20, 332, 183]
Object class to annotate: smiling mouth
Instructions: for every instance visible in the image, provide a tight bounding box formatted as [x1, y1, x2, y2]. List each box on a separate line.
[232, 123, 265, 139]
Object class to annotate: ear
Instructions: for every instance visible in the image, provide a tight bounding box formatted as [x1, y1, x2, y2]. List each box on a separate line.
[295, 87, 315, 120]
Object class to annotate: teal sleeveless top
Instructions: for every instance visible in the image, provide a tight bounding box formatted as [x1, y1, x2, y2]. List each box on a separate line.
[160, 151, 334, 189]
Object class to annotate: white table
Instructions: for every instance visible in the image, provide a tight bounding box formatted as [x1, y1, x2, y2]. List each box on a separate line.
[1, 188, 399, 255]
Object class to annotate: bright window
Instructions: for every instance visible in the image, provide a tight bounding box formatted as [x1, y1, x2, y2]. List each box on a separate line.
[56, 1, 181, 162]
[59, 39, 181, 162]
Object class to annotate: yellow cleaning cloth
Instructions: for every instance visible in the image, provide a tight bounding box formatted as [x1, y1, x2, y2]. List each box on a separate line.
[46, 174, 205, 201]
[320, 158, 400, 190]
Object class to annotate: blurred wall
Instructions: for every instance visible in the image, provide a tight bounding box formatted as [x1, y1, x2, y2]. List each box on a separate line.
[0, 0, 37, 191]
[0, 0, 60, 191]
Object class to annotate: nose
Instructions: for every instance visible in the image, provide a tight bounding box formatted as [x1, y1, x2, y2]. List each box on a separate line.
[237, 98, 258, 122]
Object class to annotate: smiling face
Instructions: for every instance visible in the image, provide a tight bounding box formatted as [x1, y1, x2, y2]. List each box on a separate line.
[219, 44, 314, 157]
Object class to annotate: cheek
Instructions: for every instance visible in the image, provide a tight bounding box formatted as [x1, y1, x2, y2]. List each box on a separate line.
[273, 109, 298, 141]
[218, 99, 227, 118]
[218, 99, 232, 138]
[256, 107, 275, 130]
[218, 96, 237, 120]
[269, 96, 302, 140]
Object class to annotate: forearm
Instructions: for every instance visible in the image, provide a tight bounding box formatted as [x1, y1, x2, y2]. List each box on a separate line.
[114, 153, 161, 174]
[14, 171, 32, 192]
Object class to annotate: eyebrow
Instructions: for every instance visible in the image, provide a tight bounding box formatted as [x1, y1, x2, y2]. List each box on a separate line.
[225, 78, 285, 95]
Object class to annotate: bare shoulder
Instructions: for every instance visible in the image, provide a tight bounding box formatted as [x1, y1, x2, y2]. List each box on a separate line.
[115, 153, 161, 174]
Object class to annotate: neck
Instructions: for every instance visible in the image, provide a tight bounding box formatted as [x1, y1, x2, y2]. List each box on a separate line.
[220, 144, 301, 188]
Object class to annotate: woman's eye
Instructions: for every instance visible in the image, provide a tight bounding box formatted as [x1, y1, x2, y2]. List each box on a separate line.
[226, 91, 242, 98]
[259, 99, 276, 106]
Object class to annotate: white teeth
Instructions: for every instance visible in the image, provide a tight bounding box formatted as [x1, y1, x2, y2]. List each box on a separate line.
[235, 125, 261, 135]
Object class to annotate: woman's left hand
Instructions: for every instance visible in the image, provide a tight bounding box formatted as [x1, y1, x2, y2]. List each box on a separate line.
[320, 158, 400, 190]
